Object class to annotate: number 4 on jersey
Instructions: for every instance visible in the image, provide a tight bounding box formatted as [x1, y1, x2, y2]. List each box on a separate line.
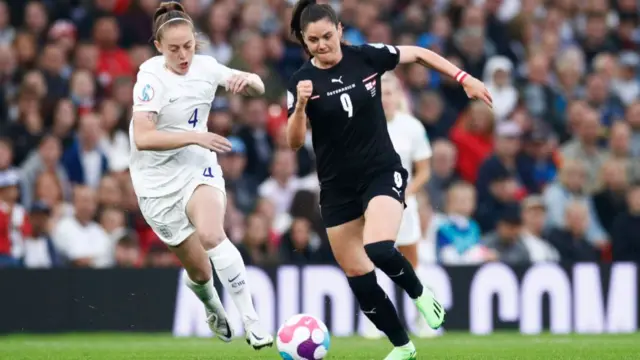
[188, 108, 199, 128]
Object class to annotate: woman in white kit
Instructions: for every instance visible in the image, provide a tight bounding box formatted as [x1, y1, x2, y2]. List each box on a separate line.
[129, 1, 272, 349]
[363, 72, 433, 338]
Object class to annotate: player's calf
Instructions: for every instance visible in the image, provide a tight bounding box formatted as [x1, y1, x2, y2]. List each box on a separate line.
[347, 270, 411, 347]
[364, 240, 424, 299]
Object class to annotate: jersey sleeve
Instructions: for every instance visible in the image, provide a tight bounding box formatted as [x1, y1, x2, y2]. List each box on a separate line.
[356, 43, 401, 73]
[132, 72, 165, 113]
[411, 122, 432, 162]
[205, 56, 236, 86]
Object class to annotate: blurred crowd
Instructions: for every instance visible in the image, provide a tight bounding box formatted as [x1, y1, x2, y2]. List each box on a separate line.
[0, 0, 639, 269]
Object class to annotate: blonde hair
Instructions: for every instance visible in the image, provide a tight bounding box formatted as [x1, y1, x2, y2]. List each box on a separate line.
[381, 72, 410, 114]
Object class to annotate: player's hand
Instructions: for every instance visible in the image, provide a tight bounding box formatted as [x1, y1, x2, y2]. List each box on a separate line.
[461, 76, 493, 108]
[194, 132, 232, 153]
[226, 73, 251, 94]
[296, 80, 313, 107]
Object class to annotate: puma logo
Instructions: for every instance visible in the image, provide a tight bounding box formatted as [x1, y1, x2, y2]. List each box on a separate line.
[331, 76, 343, 85]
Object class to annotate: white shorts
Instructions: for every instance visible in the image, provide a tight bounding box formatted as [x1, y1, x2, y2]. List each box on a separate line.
[396, 196, 421, 246]
[137, 167, 225, 247]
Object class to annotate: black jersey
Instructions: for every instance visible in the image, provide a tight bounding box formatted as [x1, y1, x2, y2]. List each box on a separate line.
[287, 43, 402, 187]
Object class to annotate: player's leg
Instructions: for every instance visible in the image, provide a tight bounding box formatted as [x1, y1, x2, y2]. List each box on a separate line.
[185, 183, 273, 349]
[362, 169, 445, 331]
[168, 233, 233, 341]
[137, 196, 231, 341]
[321, 198, 411, 353]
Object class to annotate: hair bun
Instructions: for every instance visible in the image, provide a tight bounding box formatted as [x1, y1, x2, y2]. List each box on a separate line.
[154, 1, 186, 22]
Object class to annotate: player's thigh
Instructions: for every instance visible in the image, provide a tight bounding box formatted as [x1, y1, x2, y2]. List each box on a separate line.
[184, 178, 227, 249]
[325, 216, 374, 277]
[362, 168, 408, 244]
[138, 194, 210, 279]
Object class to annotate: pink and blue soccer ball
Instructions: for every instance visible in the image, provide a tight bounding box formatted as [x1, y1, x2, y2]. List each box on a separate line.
[276, 314, 331, 360]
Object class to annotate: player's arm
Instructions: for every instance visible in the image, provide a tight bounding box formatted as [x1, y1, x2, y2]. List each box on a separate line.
[132, 112, 196, 151]
[133, 112, 231, 153]
[228, 70, 265, 96]
[397, 46, 493, 107]
[208, 57, 265, 96]
[286, 80, 312, 150]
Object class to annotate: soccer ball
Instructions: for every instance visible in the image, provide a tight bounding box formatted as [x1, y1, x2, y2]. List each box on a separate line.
[276, 314, 331, 360]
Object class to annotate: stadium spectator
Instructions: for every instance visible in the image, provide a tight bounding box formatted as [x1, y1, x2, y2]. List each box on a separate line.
[543, 159, 608, 247]
[51, 185, 112, 268]
[220, 136, 258, 215]
[546, 201, 601, 262]
[236, 97, 274, 183]
[482, 204, 531, 265]
[561, 107, 608, 193]
[0, 1, 15, 46]
[98, 99, 130, 172]
[20, 134, 70, 210]
[605, 121, 640, 183]
[425, 139, 459, 212]
[627, 101, 640, 157]
[450, 100, 494, 183]
[482, 56, 517, 123]
[435, 182, 489, 265]
[414, 91, 457, 142]
[236, 213, 279, 267]
[521, 124, 559, 191]
[520, 195, 560, 263]
[279, 217, 325, 264]
[258, 149, 317, 218]
[61, 113, 109, 189]
[113, 232, 141, 268]
[0, 168, 27, 267]
[476, 121, 536, 205]
[475, 167, 521, 233]
[22, 201, 60, 268]
[611, 182, 640, 262]
[593, 160, 629, 235]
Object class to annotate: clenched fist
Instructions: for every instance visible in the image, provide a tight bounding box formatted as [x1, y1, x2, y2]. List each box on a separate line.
[296, 80, 313, 107]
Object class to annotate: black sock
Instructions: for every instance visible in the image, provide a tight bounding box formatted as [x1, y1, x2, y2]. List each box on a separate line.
[365, 240, 424, 299]
[348, 271, 409, 347]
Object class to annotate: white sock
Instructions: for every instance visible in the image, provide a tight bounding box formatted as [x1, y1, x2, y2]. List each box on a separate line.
[207, 239, 259, 324]
[182, 271, 223, 313]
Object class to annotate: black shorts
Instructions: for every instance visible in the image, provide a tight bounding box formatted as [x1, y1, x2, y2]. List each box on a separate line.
[319, 167, 408, 228]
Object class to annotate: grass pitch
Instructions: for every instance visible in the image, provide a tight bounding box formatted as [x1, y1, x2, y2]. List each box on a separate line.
[1, 332, 638, 359]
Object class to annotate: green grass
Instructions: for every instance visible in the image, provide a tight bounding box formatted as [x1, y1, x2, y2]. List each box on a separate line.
[1, 332, 639, 359]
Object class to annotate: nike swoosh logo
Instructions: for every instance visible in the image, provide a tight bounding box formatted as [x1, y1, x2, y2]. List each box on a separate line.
[228, 273, 241, 282]
[169, 98, 178, 103]
[251, 331, 263, 340]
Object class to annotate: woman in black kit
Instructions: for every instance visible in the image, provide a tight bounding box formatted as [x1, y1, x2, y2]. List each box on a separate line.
[286, 1, 493, 359]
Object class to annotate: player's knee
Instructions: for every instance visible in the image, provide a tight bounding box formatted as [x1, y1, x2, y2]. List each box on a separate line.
[339, 256, 375, 277]
[364, 240, 396, 266]
[196, 228, 226, 250]
[185, 265, 212, 284]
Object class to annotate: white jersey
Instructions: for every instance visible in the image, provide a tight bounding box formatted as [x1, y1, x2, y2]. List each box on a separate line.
[129, 55, 235, 197]
[387, 112, 432, 184]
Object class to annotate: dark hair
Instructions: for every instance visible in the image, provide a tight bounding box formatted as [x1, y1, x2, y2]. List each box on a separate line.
[153, 1, 194, 42]
[290, 0, 340, 56]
